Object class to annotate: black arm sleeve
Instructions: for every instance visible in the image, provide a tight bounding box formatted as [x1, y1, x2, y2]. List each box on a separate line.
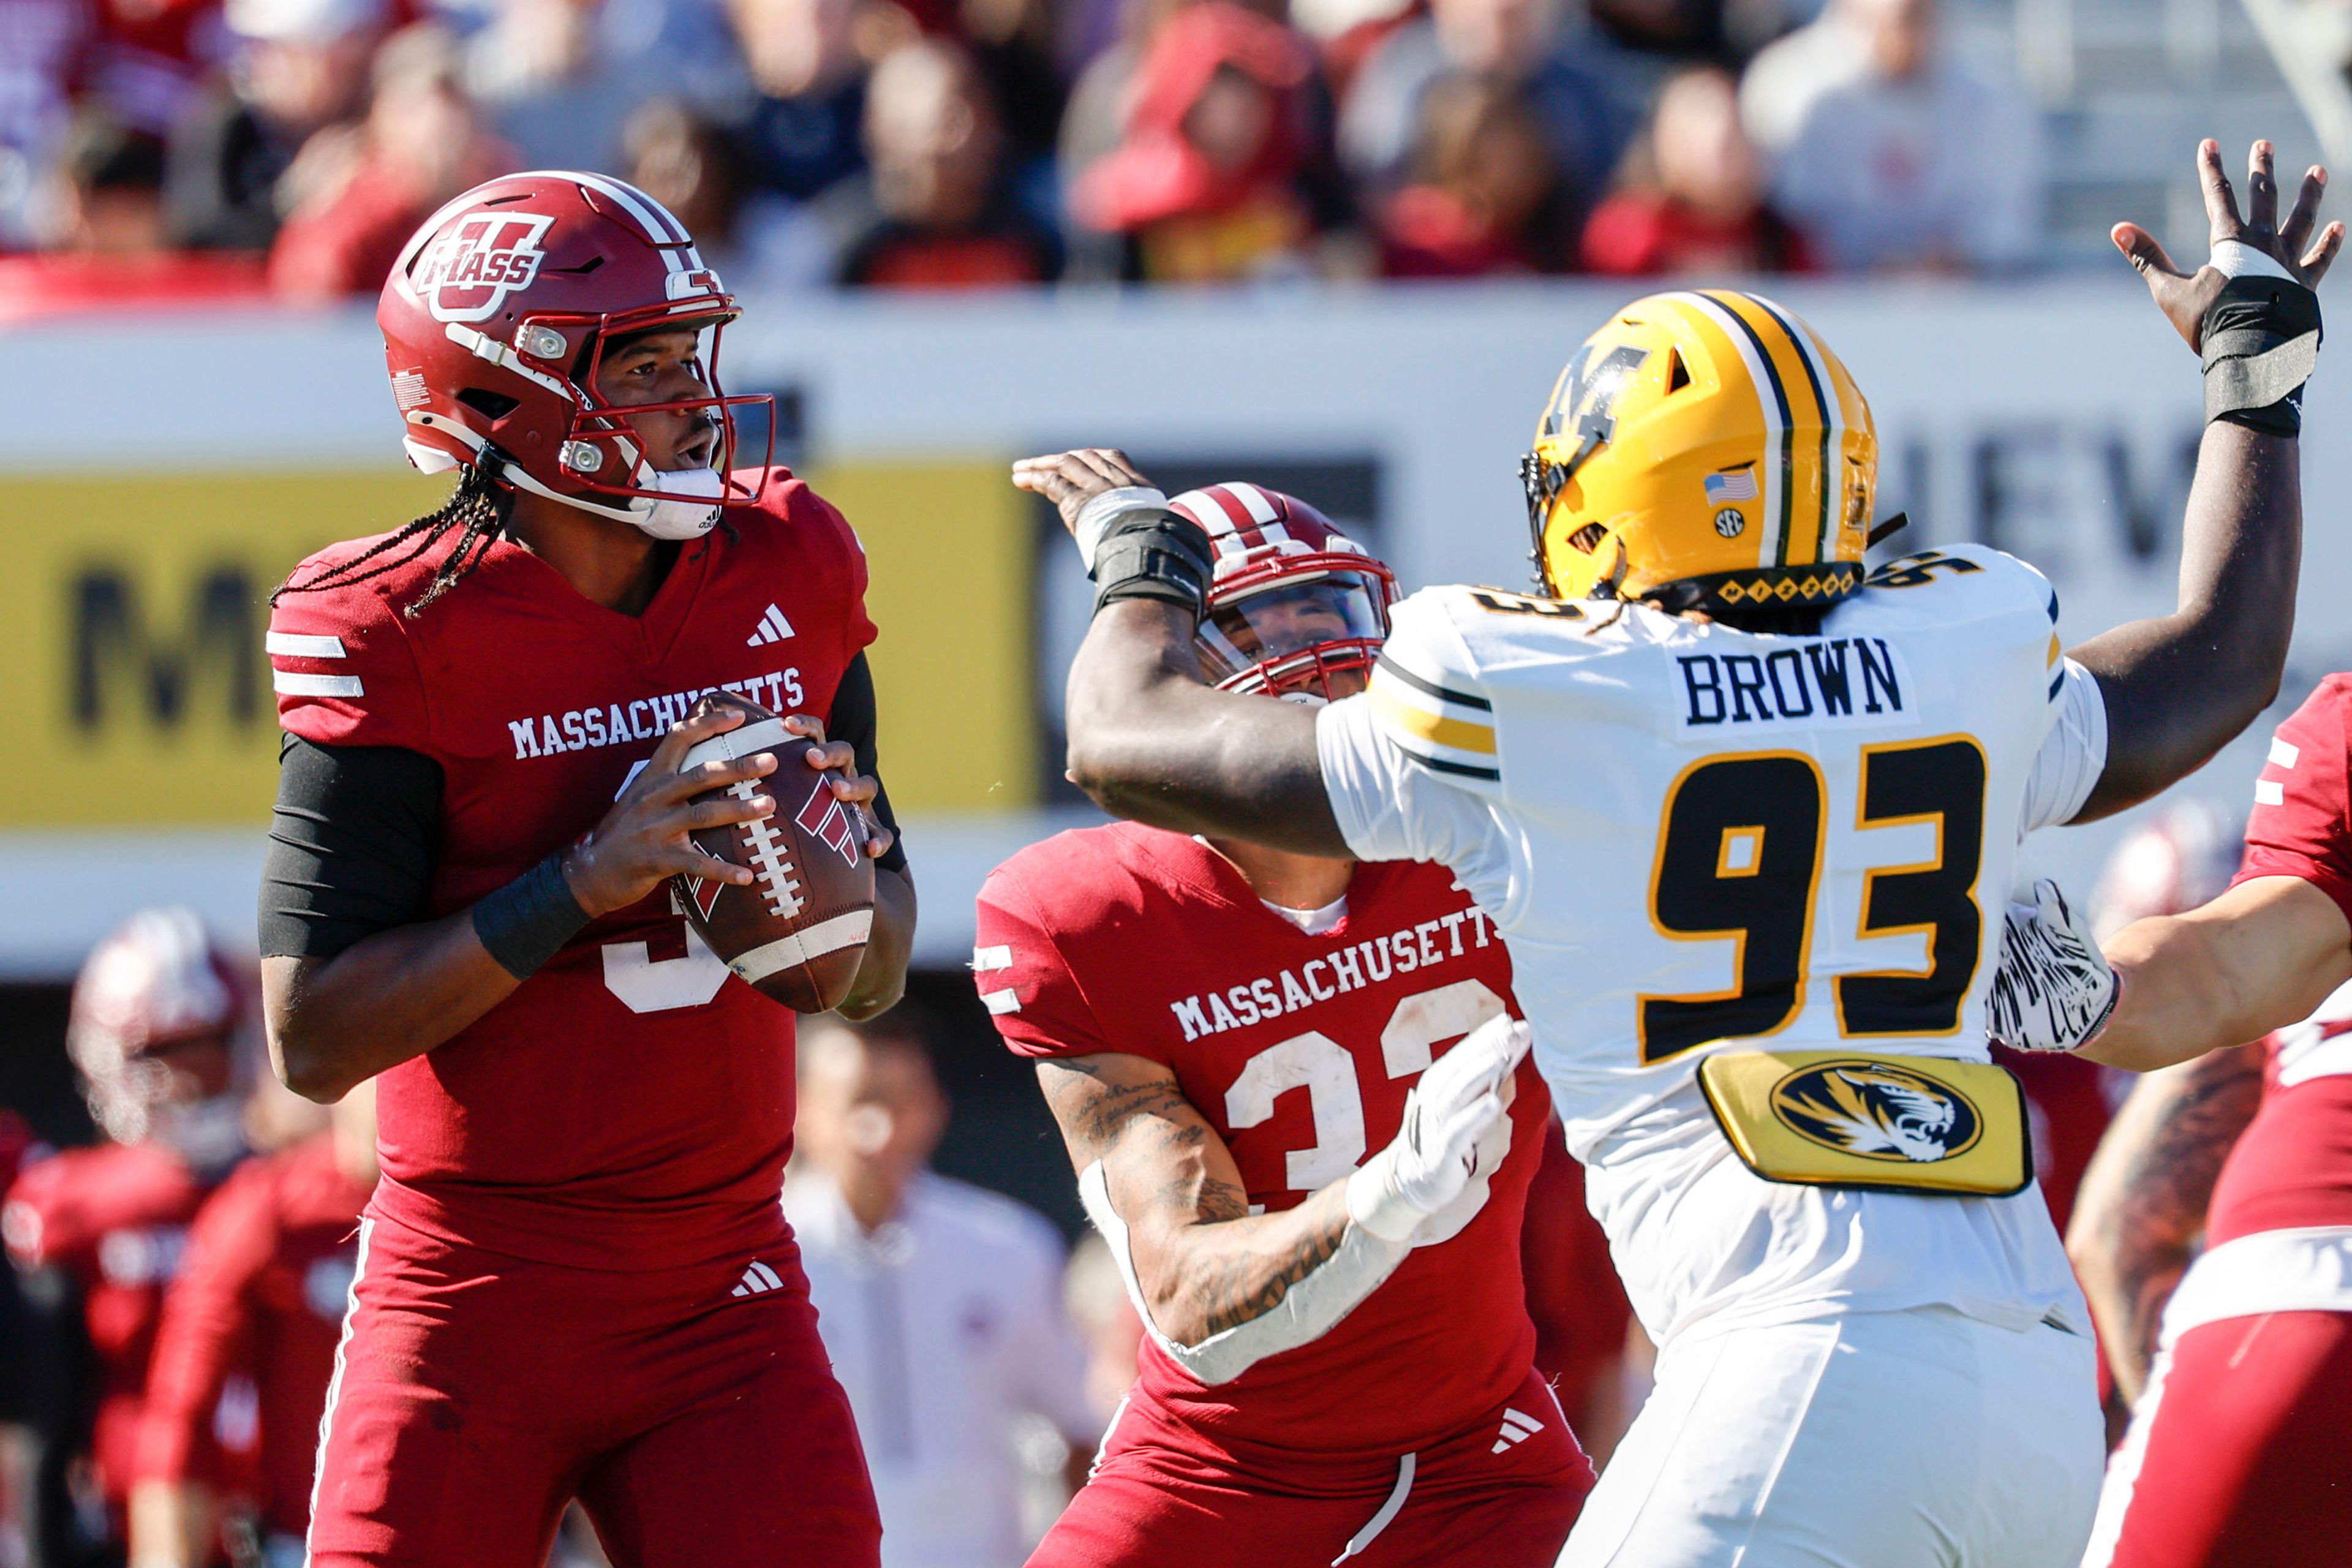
[829, 650, 908, 875]
[258, 735, 443, 959]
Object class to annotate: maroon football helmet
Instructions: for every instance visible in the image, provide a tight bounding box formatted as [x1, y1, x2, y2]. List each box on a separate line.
[69, 908, 247, 1166]
[1167, 483, 1398, 704]
[377, 170, 774, 538]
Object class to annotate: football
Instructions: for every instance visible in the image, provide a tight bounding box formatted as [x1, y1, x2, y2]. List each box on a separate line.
[671, 690, 876, 1013]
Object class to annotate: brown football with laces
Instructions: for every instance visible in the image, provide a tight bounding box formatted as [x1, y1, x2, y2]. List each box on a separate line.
[671, 690, 875, 1012]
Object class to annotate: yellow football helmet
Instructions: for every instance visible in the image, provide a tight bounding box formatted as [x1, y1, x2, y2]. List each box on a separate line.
[1521, 290, 1878, 616]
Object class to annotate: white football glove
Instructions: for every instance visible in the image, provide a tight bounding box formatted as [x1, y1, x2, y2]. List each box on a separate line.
[1346, 1015, 1532, 1243]
[1404, 1084, 1517, 1247]
[1986, 878, 2120, 1054]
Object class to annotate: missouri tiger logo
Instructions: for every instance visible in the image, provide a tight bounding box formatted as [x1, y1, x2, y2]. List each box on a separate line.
[1768, 1059, 1983, 1164]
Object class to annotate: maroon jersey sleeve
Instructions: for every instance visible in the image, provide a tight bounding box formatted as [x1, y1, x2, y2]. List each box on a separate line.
[0, 1149, 170, 1270]
[135, 1163, 272, 1483]
[797, 487, 880, 670]
[973, 861, 1129, 1062]
[267, 554, 434, 753]
[2, 1156, 83, 1268]
[2236, 675, 2352, 929]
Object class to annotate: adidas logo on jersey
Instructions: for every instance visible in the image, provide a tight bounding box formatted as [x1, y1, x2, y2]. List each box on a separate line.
[1490, 1407, 1544, 1455]
[731, 1260, 786, 1298]
[747, 605, 795, 647]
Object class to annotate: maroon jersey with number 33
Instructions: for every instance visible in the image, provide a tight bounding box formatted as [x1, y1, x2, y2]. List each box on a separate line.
[974, 824, 1547, 1465]
[266, 470, 873, 1271]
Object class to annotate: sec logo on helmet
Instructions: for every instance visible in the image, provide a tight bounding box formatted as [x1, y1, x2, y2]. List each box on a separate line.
[416, 212, 556, 323]
[1768, 1059, 1983, 1164]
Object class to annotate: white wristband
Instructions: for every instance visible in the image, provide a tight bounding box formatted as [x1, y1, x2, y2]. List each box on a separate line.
[2212, 239, 2294, 283]
[1072, 486, 1170, 576]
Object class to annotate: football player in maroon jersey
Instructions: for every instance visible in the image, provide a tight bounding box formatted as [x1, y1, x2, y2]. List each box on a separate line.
[128, 1080, 378, 1568]
[1994, 673, 2352, 1567]
[254, 172, 910, 1568]
[974, 486, 1593, 1568]
[2, 908, 252, 1566]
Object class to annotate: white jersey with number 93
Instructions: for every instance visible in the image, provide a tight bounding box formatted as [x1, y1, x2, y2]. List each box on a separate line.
[1315, 544, 2106, 1344]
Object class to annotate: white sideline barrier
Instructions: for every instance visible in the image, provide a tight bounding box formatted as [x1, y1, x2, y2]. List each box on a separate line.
[1, 281, 2340, 974]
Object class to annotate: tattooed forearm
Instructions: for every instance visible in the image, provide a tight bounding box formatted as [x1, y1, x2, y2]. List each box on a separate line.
[2068, 1043, 2265, 1401]
[1036, 1052, 1365, 1347]
[1196, 1212, 1348, 1338]
[1042, 1063, 1198, 1152]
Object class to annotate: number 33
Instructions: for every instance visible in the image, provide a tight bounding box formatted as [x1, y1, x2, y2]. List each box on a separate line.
[1222, 978, 1516, 1247]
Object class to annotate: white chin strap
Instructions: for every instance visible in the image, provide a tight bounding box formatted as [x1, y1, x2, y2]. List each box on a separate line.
[402, 409, 725, 539]
[495, 456, 726, 540]
[631, 466, 728, 539]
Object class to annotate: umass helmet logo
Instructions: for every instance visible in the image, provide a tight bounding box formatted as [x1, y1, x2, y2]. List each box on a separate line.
[417, 212, 556, 323]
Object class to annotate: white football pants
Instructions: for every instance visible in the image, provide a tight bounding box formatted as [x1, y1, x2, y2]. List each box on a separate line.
[1560, 1305, 2103, 1568]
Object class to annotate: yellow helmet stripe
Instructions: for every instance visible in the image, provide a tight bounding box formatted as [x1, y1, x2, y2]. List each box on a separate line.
[1672, 290, 1796, 567]
[1749, 293, 1847, 569]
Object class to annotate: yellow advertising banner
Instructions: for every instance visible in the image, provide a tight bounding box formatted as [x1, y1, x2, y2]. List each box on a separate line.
[0, 463, 1033, 827]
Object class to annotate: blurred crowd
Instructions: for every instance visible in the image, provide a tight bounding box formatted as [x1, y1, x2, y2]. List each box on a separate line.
[0, 0, 2047, 312]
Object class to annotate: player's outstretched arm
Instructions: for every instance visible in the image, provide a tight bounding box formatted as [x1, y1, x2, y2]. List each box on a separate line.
[2085, 875, 2352, 1071]
[1035, 1017, 1526, 1382]
[2067, 140, 2340, 821]
[2064, 1044, 2264, 1403]
[1018, 450, 1349, 856]
[263, 706, 785, 1102]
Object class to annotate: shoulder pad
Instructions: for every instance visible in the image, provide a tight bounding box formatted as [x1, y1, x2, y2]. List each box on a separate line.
[268, 543, 431, 752]
[1864, 545, 2060, 626]
[1362, 587, 1520, 783]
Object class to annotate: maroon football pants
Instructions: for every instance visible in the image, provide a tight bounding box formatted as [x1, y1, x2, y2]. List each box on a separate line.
[2090, 1309, 2352, 1568]
[1028, 1367, 1591, 1568]
[306, 1214, 880, 1568]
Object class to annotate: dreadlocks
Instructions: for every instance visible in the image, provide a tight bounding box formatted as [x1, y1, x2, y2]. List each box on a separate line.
[273, 458, 511, 619]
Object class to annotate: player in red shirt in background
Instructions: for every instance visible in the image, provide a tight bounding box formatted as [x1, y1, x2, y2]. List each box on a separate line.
[1516, 1128, 1635, 1464]
[1991, 676, 2352, 1566]
[255, 171, 911, 1568]
[2, 910, 252, 1568]
[127, 1081, 378, 1568]
[974, 486, 1593, 1568]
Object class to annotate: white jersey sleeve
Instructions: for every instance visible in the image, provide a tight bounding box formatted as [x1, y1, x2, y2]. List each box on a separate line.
[1316, 590, 1525, 917]
[2019, 657, 2109, 834]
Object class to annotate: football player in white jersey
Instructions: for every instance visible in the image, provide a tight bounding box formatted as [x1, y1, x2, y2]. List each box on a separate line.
[1011, 141, 2337, 1567]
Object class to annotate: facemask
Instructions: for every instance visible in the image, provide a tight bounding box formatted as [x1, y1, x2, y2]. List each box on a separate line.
[151, 1095, 249, 1177]
[629, 466, 727, 540]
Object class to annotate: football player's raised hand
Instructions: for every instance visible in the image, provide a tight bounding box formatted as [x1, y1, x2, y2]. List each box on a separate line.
[2115, 139, 2342, 351]
[777, 714, 896, 862]
[562, 707, 778, 918]
[1011, 448, 1156, 532]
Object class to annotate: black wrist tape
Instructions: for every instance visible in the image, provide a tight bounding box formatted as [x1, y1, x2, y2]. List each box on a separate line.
[2203, 273, 2321, 436]
[473, 851, 590, 980]
[1090, 507, 1216, 616]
